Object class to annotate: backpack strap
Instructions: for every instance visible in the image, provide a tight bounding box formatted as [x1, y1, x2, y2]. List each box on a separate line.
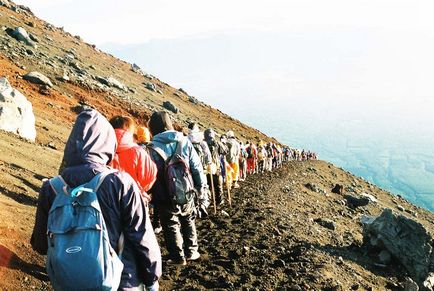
[149, 143, 169, 162]
[49, 176, 69, 196]
[84, 169, 118, 193]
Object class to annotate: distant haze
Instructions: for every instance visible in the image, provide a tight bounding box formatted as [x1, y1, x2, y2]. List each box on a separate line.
[16, 0, 434, 211]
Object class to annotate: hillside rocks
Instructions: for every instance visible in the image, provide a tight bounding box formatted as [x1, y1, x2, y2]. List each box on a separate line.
[23, 71, 53, 87]
[0, 77, 36, 141]
[163, 100, 179, 113]
[362, 209, 434, 289]
[95, 76, 128, 91]
[5, 26, 37, 48]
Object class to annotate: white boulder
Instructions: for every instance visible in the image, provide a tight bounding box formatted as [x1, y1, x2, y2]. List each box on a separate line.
[0, 77, 36, 141]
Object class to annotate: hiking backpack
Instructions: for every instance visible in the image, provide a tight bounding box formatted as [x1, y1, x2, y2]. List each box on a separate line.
[151, 139, 197, 205]
[192, 142, 206, 169]
[226, 139, 238, 164]
[46, 169, 123, 291]
[246, 146, 253, 159]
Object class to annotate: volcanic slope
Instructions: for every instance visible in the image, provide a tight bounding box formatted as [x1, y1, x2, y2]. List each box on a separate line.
[0, 2, 433, 290]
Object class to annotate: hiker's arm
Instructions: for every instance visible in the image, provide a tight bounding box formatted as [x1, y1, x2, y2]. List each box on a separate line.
[121, 181, 162, 286]
[136, 148, 157, 192]
[30, 182, 54, 255]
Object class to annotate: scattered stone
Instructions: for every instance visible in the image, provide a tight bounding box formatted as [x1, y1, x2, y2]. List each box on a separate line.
[305, 183, 322, 193]
[163, 101, 179, 113]
[344, 194, 370, 208]
[397, 205, 405, 212]
[0, 77, 36, 141]
[281, 185, 291, 193]
[403, 277, 419, 291]
[360, 192, 377, 203]
[314, 218, 336, 230]
[47, 142, 57, 150]
[145, 82, 156, 92]
[5, 26, 37, 48]
[221, 210, 230, 217]
[95, 76, 128, 91]
[362, 209, 434, 287]
[189, 95, 199, 104]
[23, 71, 53, 87]
[332, 184, 344, 194]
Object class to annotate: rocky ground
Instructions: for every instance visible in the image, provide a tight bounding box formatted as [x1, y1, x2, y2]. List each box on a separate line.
[0, 1, 433, 290]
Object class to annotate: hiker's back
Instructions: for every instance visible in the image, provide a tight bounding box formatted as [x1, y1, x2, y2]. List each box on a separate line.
[46, 170, 123, 291]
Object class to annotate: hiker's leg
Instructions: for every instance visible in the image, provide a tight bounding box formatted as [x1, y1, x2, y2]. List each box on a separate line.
[179, 200, 198, 257]
[215, 174, 224, 204]
[158, 205, 184, 260]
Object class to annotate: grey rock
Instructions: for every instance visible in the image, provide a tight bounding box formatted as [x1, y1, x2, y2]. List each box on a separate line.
[344, 193, 370, 208]
[362, 209, 434, 287]
[404, 277, 419, 291]
[305, 183, 322, 193]
[23, 71, 53, 87]
[397, 204, 405, 212]
[5, 26, 37, 48]
[360, 192, 377, 203]
[145, 82, 156, 92]
[95, 76, 128, 92]
[0, 77, 36, 141]
[314, 218, 336, 230]
[163, 101, 179, 113]
[0, 0, 11, 8]
[188, 95, 199, 104]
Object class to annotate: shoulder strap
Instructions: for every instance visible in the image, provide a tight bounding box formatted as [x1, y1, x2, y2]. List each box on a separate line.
[176, 138, 186, 156]
[49, 175, 69, 196]
[149, 143, 169, 162]
[85, 169, 118, 193]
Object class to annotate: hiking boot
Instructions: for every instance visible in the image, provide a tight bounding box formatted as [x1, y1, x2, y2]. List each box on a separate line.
[166, 258, 187, 266]
[186, 252, 201, 261]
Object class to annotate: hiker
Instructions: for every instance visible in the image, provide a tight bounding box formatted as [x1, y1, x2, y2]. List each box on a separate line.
[204, 128, 227, 205]
[246, 141, 257, 175]
[225, 130, 241, 189]
[187, 122, 212, 172]
[109, 116, 157, 202]
[239, 142, 248, 181]
[257, 142, 266, 173]
[31, 109, 161, 290]
[265, 142, 274, 172]
[147, 111, 209, 266]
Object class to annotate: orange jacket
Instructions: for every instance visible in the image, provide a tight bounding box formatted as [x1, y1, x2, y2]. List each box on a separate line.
[111, 129, 157, 193]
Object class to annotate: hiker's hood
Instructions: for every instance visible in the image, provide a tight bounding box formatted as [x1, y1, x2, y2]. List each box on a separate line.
[188, 130, 204, 144]
[115, 128, 136, 152]
[204, 128, 215, 142]
[151, 130, 184, 144]
[63, 109, 116, 167]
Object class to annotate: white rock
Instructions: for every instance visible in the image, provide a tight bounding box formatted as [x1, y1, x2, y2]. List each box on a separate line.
[23, 71, 53, 87]
[0, 77, 36, 141]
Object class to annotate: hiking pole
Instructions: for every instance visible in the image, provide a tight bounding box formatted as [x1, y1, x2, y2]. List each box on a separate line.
[226, 180, 232, 207]
[209, 172, 217, 214]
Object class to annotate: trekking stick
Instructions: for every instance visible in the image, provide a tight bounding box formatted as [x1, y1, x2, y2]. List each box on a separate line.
[209, 173, 216, 214]
[226, 180, 232, 207]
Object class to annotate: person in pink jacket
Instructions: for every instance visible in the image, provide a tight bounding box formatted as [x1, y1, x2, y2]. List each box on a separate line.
[110, 116, 157, 202]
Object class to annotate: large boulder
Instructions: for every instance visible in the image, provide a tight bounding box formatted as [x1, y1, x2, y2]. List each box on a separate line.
[163, 101, 179, 114]
[0, 77, 36, 141]
[23, 71, 53, 87]
[5, 26, 37, 48]
[362, 209, 434, 289]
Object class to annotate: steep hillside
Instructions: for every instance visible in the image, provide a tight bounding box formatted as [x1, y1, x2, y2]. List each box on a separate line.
[0, 2, 433, 290]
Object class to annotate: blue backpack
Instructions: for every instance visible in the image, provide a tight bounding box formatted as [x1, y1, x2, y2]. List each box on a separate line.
[46, 169, 124, 291]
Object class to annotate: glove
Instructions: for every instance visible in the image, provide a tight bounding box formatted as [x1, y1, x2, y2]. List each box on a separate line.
[145, 281, 159, 291]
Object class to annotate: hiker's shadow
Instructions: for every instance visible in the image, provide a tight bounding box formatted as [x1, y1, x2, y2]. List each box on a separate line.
[0, 244, 48, 281]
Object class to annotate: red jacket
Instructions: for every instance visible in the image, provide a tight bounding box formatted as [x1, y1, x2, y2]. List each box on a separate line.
[111, 129, 157, 193]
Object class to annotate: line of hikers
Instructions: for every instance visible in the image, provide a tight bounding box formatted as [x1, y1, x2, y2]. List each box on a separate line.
[30, 109, 317, 290]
